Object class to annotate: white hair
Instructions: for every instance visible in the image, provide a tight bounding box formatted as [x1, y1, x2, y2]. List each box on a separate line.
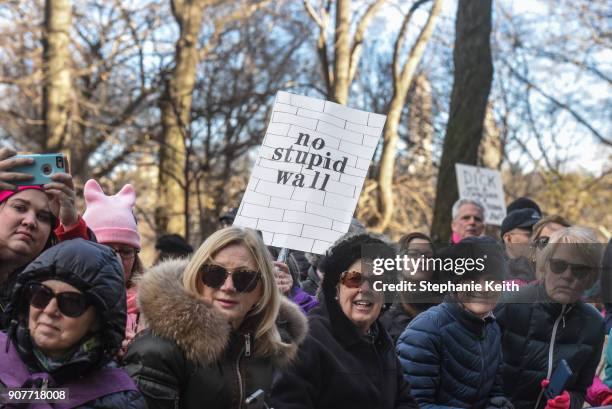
[452, 198, 486, 221]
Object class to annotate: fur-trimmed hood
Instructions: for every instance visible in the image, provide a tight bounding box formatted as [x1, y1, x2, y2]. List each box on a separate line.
[137, 258, 308, 366]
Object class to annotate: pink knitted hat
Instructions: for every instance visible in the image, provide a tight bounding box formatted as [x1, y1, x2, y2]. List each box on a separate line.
[82, 179, 141, 249]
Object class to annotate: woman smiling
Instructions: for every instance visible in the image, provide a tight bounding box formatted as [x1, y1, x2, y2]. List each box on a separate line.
[271, 233, 418, 409]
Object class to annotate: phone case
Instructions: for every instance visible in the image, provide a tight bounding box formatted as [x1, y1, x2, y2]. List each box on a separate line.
[12, 154, 66, 186]
[545, 359, 573, 399]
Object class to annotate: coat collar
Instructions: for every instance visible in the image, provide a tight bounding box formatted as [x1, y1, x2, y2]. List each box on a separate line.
[137, 258, 308, 366]
[320, 293, 390, 351]
[443, 296, 495, 337]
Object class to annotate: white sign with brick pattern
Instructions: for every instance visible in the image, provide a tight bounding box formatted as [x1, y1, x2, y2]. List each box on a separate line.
[233, 91, 386, 254]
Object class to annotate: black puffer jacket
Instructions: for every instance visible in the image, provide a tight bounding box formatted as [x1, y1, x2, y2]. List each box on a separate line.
[1, 239, 145, 408]
[123, 258, 308, 409]
[496, 283, 605, 409]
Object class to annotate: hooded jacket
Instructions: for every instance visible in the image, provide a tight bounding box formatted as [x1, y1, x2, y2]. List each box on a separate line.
[0, 239, 144, 408]
[496, 283, 605, 409]
[122, 258, 308, 409]
[0, 217, 92, 327]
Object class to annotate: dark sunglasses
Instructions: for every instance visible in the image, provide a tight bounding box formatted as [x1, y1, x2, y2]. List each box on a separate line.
[549, 258, 592, 280]
[26, 282, 90, 318]
[340, 270, 379, 289]
[200, 264, 260, 293]
[533, 236, 550, 250]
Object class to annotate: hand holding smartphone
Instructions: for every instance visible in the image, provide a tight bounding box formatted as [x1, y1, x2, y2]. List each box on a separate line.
[544, 359, 573, 399]
[12, 153, 67, 186]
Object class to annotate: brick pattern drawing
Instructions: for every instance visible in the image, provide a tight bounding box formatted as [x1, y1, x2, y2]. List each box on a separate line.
[234, 91, 386, 254]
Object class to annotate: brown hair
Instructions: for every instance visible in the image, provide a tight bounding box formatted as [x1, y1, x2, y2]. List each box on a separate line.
[398, 232, 434, 254]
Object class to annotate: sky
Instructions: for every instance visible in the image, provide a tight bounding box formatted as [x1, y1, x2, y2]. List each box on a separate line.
[374, 0, 610, 176]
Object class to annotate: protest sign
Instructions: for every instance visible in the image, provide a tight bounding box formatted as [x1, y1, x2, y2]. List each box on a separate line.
[233, 91, 386, 254]
[455, 163, 506, 225]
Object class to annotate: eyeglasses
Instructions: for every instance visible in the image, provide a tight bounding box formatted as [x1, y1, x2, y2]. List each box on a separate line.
[340, 270, 379, 289]
[532, 236, 550, 250]
[110, 246, 139, 260]
[549, 258, 592, 280]
[26, 282, 90, 318]
[199, 264, 260, 293]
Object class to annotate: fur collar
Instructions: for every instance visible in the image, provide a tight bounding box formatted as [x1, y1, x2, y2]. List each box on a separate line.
[137, 258, 307, 366]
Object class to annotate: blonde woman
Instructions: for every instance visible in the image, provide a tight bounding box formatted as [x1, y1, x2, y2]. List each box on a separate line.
[123, 226, 307, 409]
[497, 227, 605, 409]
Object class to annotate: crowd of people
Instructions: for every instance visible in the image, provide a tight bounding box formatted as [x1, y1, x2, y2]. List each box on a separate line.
[0, 146, 611, 409]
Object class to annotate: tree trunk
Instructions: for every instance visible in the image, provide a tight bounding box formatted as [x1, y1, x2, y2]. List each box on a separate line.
[42, 0, 72, 152]
[156, 0, 206, 238]
[478, 103, 502, 169]
[304, 0, 383, 104]
[332, 0, 351, 104]
[408, 74, 434, 171]
[374, 0, 442, 232]
[430, 0, 494, 242]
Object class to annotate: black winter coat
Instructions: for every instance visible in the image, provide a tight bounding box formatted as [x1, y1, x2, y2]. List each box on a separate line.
[300, 266, 321, 296]
[270, 295, 418, 409]
[396, 301, 508, 409]
[1, 239, 145, 408]
[496, 283, 605, 409]
[379, 304, 416, 344]
[123, 259, 308, 409]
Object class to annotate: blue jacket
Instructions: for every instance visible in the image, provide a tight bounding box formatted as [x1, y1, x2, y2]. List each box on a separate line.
[396, 301, 509, 409]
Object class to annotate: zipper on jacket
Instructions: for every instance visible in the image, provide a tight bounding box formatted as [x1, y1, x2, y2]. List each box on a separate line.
[41, 378, 48, 391]
[236, 344, 246, 408]
[478, 337, 485, 402]
[245, 333, 251, 358]
[534, 304, 567, 409]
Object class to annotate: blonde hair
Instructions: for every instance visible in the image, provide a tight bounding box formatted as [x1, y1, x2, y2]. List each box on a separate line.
[531, 215, 571, 240]
[182, 226, 284, 356]
[536, 226, 602, 284]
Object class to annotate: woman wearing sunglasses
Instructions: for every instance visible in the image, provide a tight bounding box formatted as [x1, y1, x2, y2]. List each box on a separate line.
[271, 233, 419, 409]
[0, 238, 145, 408]
[496, 227, 605, 409]
[123, 226, 307, 409]
[529, 215, 571, 277]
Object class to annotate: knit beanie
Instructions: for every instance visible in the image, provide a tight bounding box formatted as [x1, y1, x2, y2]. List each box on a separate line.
[0, 185, 43, 203]
[82, 179, 140, 249]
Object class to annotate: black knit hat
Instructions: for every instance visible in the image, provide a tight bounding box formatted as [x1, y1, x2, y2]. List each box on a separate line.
[155, 234, 193, 255]
[507, 197, 542, 218]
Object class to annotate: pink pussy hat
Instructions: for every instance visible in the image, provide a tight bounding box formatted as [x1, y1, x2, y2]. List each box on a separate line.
[82, 179, 141, 249]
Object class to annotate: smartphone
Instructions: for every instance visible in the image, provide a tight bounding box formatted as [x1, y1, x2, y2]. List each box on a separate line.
[12, 154, 67, 186]
[545, 359, 573, 399]
[245, 389, 266, 409]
